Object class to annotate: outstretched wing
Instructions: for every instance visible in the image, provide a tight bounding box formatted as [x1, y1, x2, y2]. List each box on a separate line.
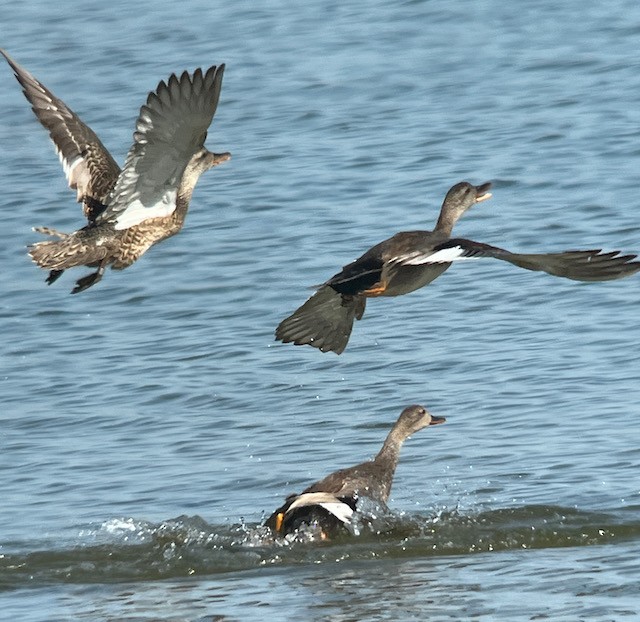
[401, 237, 640, 282]
[1, 49, 121, 220]
[98, 64, 224, 230]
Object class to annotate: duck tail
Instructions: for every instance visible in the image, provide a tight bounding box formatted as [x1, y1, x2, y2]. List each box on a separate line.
[28, 228, 105, 270]
[275, 285, 366, 354]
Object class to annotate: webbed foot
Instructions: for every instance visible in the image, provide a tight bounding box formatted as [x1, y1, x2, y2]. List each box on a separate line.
[71, 271, 103, 294]
[71, 260, 107, 294]
[46, 269, 64, 285]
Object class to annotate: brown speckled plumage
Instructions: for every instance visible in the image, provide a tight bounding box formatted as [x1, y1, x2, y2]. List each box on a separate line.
[2, 49, 230, 293]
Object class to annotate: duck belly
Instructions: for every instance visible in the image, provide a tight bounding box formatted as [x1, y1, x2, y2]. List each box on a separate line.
[382, 263, 451, 296]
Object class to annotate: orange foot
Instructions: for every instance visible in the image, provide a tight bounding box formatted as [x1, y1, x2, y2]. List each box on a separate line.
[275, 512, 285, 533]
[362, 281, 387, 297]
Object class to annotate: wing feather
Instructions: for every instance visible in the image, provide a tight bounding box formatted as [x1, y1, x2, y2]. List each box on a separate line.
[99, 64, 225, 229]
[1, 49, 120, 219]
[429, 238, 640, 282]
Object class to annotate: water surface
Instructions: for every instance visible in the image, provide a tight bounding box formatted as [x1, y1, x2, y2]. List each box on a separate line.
[1, 0, 639, 620]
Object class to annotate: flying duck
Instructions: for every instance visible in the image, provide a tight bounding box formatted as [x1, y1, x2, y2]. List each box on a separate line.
[275, 181, 640, 353]
[265, 404, 446, 539]
[1, 49, 230, 293]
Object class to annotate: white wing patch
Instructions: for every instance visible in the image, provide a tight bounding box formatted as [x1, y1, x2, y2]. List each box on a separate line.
[60, 153, 82, 178]
[287, 492, 354, 524]
[317, 501, 354, 524]
[113, 189, 178, 230]
[57, 151, 90, 201]
[401, 245, 475, 265]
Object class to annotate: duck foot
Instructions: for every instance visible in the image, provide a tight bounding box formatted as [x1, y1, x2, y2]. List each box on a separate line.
[362, 281, 387, 296]
[72, 271, 103, 294]
[46, 269, 64, 285]
[71, 261, 107, 294]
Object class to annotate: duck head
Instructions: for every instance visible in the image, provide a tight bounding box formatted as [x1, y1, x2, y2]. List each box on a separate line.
[435, 181, 492, 235]
[397, 404, 446, 436]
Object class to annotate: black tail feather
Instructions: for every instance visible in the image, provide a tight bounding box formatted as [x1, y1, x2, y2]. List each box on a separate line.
[275, 285, 366, 354]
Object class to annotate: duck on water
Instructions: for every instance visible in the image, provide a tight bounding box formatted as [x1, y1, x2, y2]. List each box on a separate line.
[1, 49, 230, 293]
[275, 181, 640, 354]
[265, 404, 446, 540]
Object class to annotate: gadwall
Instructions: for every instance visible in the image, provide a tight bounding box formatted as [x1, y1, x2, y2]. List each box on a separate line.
[2, 49, 230, 293]
[265, 404, 446, 539]
[276, 181, 639, 353]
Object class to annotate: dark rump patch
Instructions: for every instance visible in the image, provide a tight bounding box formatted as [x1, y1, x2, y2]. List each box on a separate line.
[328, 256, 383, 295]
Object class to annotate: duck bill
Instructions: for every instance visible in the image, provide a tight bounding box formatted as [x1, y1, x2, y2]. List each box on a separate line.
[474, 181, 493, 203]
[429, 415, 446, 426]
[212, 152, 232, 166]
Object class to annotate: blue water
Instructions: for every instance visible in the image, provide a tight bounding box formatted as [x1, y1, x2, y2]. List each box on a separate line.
[1, 0, 640, 620]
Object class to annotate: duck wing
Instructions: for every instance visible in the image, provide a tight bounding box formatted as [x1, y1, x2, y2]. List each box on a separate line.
[328, 255, 383, 294]
[265, 492, 357, 535]
[326, 239, 390, 295]
[285, 492, 355, 524]
[98, 64, 224, 230]
[329, 231, 448, 296]
[1, 49, 120, 221]
[399, 237, 640, 282]
[304, 461, 384, 499]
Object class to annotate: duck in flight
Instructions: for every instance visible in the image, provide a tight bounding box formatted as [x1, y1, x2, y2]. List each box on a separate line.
[265, 404, 445, 540]
[276, 181, 640, 354]
[1, 49, 230, 293]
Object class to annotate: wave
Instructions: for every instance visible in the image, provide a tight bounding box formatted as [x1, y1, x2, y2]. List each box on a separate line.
[1, 504, 639, 589]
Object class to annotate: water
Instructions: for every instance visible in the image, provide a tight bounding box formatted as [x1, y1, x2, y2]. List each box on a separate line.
[1, 0, 639, 620]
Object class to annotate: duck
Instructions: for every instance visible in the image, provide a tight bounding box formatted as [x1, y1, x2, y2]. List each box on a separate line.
[265, 404, 446, 539]
[275, 181, 640, 353]
[1, 49, 231, 293]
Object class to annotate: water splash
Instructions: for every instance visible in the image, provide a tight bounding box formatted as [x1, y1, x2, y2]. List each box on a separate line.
[1, 504, 639, 590]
